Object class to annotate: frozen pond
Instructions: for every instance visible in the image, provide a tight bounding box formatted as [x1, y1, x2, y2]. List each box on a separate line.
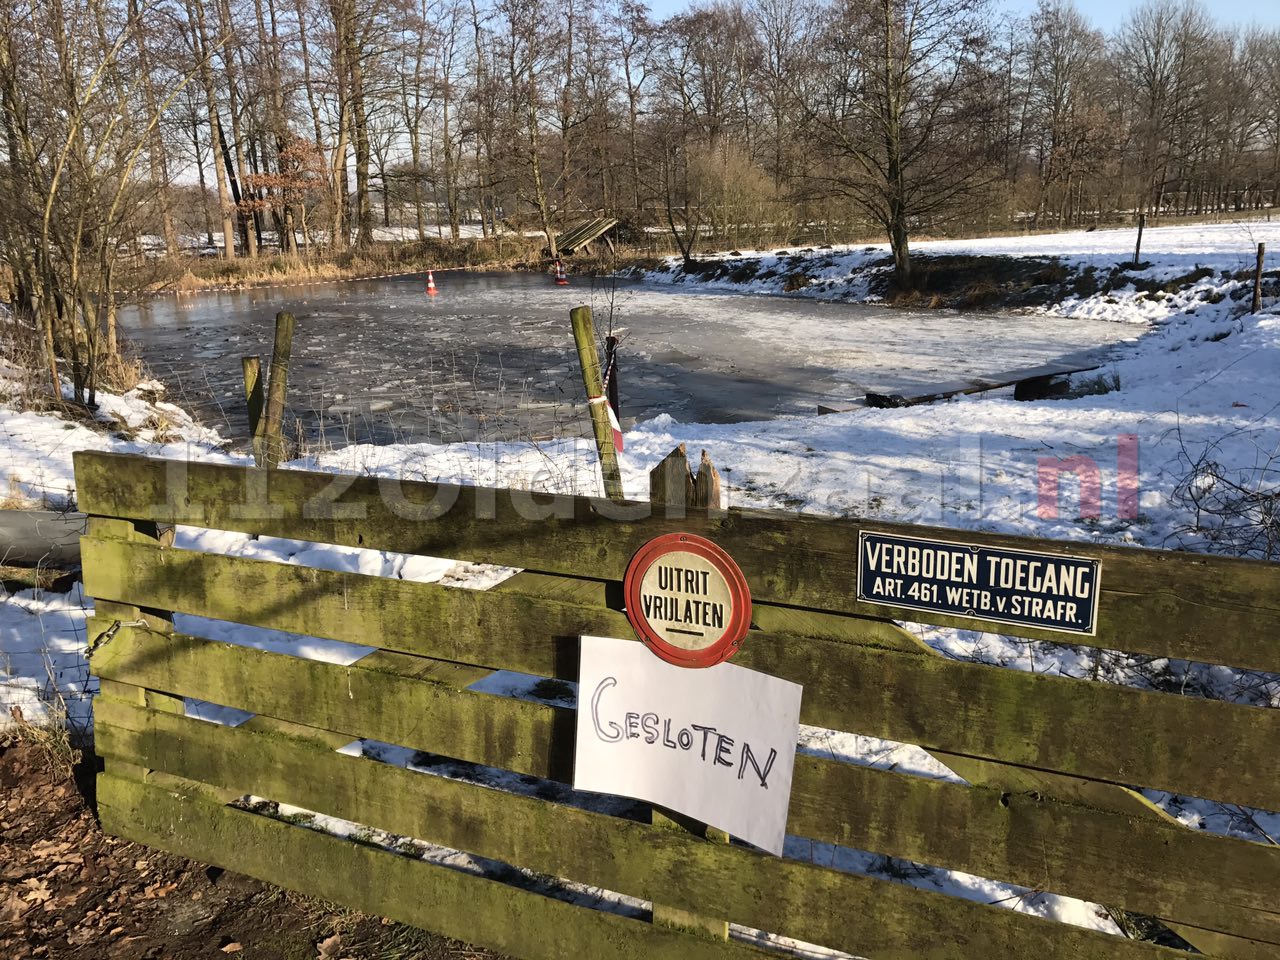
[119, 272, 1137, 447]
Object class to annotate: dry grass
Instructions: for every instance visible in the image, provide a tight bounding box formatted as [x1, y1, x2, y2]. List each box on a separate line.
[95, 348, 145, 393]
[5, 701, 82, 782]
[0, 565, 70, 590]
[0, 317, 51, 405]
[172, 259, 353, 291]
[0, 311, 147, 410]
[157, 236, 542, 293]
[0, 475, 41, 510]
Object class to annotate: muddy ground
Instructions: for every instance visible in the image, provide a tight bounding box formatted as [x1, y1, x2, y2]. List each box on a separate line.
[0, 734, 503, 960]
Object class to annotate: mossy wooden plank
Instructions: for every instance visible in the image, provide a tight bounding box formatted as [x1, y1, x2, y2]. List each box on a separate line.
[87, 621, 1280, 812]
[90, 624, 577, 781]
[95, 772, 769, 960]
[81, 535, 920, 710]
[94, 702, 1195, 959]
[1162, 922, 1280, 960]
[788, 747, 1280, 943]
[81, 535, 625, 675]
[240, 714, 356, 750]
[90, 630, 1280, 937]
[737, 644, 1280, 814]
[493, 569, 925, 652]
[73, 451, 1280, 671]
[95, 696, 1280, 942]
[747, 626, 1279, 830]
[78, 537, 1276, 814]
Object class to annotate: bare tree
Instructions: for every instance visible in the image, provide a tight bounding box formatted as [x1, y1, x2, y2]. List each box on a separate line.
[808, 0, 997, 284]
[0, 0, 204, 401]
[1024, 0, 1108, 228]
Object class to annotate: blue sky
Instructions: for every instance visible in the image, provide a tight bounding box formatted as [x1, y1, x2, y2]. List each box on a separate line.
[642, 0, 1280, 32]
[1006, 0, 1280, 31]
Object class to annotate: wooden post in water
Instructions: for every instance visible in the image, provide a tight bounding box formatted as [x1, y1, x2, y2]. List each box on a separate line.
[1252, 243, 1265, 314]
[241, 356, 264, 467]
[570, 305, 624, 500]
[260, 311, 296, 469]
[647, 443, 728, 940]
[1133, 213, 1145, 265]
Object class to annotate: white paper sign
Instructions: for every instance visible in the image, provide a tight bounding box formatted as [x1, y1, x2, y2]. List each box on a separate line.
[573, 635, 803, 855]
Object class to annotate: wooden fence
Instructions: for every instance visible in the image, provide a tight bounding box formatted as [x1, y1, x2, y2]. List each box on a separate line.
[75, 449, 1280, 959]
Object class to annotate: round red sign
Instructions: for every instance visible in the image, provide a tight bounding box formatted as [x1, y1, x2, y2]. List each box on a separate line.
[623, 533, 752, 668]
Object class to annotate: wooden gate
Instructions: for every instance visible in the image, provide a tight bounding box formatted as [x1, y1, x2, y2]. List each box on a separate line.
[75, 450, 1280, 959]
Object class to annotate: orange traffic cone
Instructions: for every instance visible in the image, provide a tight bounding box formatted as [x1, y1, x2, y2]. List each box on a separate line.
[426, 270, 438, 296]
[554, 259, 569, 286]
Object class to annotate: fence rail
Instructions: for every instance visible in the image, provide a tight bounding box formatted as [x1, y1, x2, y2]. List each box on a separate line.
[77, 450, 1280, 960]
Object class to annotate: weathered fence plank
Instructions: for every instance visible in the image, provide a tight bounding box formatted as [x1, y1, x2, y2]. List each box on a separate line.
[94, 695, 1280, 941]
[94, 700, 1208, 959]
[81, 534, 926, 671]
[97, 772, 773, 960]
[73, 451, 1280, 671]
[89, 622, 1280, 818]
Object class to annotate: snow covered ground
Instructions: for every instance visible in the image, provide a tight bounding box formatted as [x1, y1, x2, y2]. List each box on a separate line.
[1, 220, 1277, 951]
[634, 219, 1279, 317]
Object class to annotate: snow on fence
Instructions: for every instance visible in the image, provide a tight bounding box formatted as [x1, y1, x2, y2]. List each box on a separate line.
[74, 450, 1279, 960]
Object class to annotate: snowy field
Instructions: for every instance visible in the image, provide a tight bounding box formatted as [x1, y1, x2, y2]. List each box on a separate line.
[1, 220, 1277, 952]
[637, 219, 1280, 319]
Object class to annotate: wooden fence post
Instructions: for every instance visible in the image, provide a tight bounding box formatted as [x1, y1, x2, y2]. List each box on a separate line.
[649, 444, 721, 515]
[648, 443, 728, 940]
[242, 356, 264, 467]
[1133, 213, 1145, 265]
[570, 305, 624, 500]
[1252, 242, 1265, 314]
[693, 448, 722, 510]
[259, 311, 296, 469]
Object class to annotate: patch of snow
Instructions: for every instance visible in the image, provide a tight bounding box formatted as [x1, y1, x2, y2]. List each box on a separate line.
[0, 582, 92, 730]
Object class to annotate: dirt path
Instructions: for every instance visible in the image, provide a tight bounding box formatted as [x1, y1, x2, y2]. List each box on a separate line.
[0, 735, 504, 959]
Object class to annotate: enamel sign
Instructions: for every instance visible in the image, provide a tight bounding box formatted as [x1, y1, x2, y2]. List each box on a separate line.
[623, 533, 752, 667]
[857, 531, 1102, 635]
[574, 635, 802, 855]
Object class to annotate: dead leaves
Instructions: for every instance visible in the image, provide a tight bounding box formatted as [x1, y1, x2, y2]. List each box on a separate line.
[0, 891, 30, 923]
[21, 878, 51, 904]
[0, 877, 51, 925]
[30, 839, 83, 870]
[0, 837, 84, 884]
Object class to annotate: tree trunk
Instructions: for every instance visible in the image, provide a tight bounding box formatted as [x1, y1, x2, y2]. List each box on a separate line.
[190, 113, 215, 246]
[186, 0, 237, 258]
[217, 0, 257, 258]
[131, 0, 178, 256]
[339, 0, 373, 250]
